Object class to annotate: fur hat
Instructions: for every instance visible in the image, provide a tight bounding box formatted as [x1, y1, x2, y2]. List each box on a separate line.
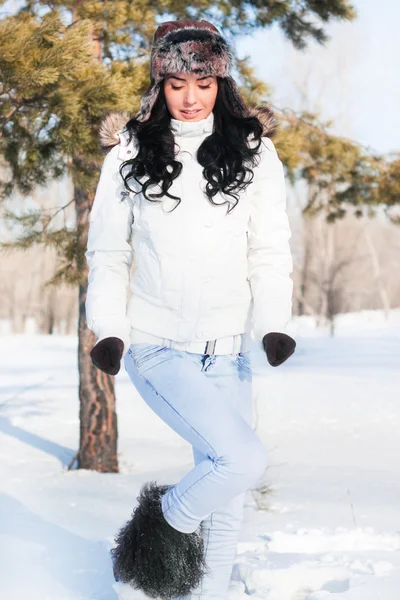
[99, 19, 278, 148]
[134, 18, 250, 123]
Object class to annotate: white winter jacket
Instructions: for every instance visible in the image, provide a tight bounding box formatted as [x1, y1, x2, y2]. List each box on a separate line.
[85, 110, 293, 356]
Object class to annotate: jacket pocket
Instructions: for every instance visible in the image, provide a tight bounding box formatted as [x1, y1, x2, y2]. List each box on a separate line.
[132, 237, 162, 299]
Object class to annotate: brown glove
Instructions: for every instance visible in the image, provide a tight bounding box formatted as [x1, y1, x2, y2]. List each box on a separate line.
[262, 332, 296, 367]
[90, 337, 124, 376]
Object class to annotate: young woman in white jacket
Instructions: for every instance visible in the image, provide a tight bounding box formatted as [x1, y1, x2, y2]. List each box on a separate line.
[86, 18, 296, 600]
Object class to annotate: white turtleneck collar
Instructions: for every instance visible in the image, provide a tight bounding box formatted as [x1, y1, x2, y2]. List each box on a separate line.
[169, 111, 214, 138]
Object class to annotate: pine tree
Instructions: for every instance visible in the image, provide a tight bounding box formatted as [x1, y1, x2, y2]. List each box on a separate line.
[0, 1, 362, 472]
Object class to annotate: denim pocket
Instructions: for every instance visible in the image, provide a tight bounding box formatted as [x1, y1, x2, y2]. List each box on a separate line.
[129, 343, 169, 371]
[234, 351, 252, 376]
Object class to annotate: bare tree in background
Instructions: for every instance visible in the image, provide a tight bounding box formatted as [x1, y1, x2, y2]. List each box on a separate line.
[0, 178, 77, 334]
[283, 33, 397, 332]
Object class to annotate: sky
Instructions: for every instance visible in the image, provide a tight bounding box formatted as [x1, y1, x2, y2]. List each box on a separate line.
[236, 0, 400, 156]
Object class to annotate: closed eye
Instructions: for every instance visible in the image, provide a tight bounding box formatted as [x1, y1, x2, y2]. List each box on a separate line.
[171, 85, 211, 90]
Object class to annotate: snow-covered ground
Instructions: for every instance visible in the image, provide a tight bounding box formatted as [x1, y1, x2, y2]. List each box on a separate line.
[1, 310, 399, 600]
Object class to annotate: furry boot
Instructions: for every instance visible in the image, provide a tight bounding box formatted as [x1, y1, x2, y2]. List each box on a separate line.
[111, 481, 208, 600]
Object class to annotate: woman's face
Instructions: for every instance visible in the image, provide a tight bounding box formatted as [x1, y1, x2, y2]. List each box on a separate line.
[163, 72, 218, 121]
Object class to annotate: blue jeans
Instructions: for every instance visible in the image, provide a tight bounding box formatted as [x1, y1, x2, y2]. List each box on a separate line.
[123, 343, 268, 600]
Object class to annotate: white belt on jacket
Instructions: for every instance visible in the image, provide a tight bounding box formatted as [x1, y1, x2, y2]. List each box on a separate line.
[130, 328, 251, 355]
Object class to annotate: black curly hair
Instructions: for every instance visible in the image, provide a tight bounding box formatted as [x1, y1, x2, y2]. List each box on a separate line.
[119, 76, 265, 214]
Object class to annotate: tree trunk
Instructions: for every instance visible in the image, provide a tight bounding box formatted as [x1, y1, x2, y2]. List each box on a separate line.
[298, 215, 312, 316]
[363, 226, 391, 318]
[75, 185, 118, 473]
[71, 0, 119, 472]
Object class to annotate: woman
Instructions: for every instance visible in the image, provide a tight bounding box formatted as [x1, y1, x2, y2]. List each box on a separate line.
[86, 19, 296, 600]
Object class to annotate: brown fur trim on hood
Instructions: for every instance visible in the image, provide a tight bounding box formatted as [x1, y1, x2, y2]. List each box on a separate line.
[249, 104, 277, 139]
[99, 111, 132, 149]
[99, 104, 277, 149]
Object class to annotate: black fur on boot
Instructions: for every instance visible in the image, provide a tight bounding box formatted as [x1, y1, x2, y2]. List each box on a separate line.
[111, 481, 209, 599]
